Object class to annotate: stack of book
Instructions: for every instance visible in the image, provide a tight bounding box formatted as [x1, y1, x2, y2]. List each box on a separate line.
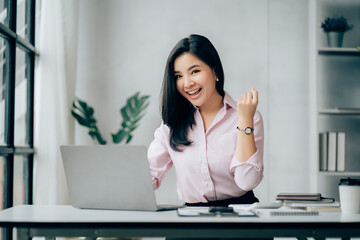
[319, 131, 345, 172]
[276, 193, 340, 212]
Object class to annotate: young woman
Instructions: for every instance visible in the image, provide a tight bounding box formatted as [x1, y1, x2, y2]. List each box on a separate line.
[148, 34, 264, 206]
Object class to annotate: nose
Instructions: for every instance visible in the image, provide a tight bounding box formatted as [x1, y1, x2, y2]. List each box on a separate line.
[184, 76, 194, 88]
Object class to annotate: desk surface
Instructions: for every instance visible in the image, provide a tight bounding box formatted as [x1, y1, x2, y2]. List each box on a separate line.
[0, 205, 359, 224]
[0, 205, 360, 239]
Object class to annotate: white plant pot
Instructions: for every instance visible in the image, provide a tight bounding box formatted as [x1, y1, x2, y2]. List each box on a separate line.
[326, 31, 344, 48]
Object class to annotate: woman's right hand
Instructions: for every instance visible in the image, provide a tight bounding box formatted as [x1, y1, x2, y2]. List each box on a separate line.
[237, 87, 258, 126]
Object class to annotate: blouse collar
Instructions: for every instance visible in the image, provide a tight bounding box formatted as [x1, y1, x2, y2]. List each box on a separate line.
[223, 91, 237, 110]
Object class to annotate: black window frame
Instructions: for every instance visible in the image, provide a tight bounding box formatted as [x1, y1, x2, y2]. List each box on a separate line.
[0, 0, 37, 240]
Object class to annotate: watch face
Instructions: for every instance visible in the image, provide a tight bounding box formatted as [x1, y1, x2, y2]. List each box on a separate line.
[245, 128, 252, 134]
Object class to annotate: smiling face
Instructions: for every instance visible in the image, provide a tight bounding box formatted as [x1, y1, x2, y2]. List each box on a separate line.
[174, 53, 222, 110]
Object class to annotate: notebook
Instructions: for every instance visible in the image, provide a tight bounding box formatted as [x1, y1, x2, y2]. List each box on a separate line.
[252, 208, 319, 216]
[276, 193, 322, 201]
[60, 145, 182, 211]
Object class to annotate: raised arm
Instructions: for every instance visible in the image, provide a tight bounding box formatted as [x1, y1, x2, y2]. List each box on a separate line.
[230, 88, 264, 191]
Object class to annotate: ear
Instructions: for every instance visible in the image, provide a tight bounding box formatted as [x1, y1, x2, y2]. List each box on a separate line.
[212, 69, 217, 79]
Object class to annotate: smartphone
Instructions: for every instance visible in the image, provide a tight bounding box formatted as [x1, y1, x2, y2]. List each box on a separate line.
[208, 206, 234, 214]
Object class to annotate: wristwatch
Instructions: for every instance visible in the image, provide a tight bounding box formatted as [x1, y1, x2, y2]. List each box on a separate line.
[236, 126, 254, 135]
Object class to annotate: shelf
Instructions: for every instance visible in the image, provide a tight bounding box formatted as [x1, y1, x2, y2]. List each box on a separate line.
[318, 48, 360, 56]
[319, 108, 360, 115]
[319, 171, 360, 176]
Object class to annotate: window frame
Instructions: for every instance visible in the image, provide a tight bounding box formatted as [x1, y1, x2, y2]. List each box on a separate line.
[0, 0, 37, 239]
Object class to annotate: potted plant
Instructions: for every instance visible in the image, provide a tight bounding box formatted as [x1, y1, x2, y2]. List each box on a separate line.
[321, 15, 354, 47]
[71, 91, 150, 145]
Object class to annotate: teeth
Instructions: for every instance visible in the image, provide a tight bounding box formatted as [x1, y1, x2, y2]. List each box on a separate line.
[187, 89, 201, 95]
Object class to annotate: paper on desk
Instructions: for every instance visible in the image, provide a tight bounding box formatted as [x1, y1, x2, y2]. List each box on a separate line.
[283, 201, 340, 208]
[177, 206, 257, 217]
[177, 207, 210, 216]
[229, 202, 282, 211]
[229, 203, 257, 211]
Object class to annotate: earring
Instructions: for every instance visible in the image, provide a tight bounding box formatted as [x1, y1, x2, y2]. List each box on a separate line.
[216, 78, 219, 82]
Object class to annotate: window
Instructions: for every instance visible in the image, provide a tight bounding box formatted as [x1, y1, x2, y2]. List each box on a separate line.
[0, 0, 37, 240]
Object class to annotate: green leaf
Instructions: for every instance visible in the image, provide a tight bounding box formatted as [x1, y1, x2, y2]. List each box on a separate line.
[126, 134, 133, 144]
[141, 95, 150, 101]
[72, 101, 86, 116]
[76, 100, 89, 114]
[88, 130, 97, 139]
[77, 98, 88, 110]
[90, 118, 97, 124]
[76, 98, 95, 117]
[120, 107, 130, 122]
[137, 97, 149, 112]
[71, 110, 91, 127]
[95, 133, 107, 145]
[126, 124, 138, 133]
[132, 92, 140, 102]
[115, 92, 150, 144]
[89, 130, 106, 145]
[139, 96, 149, 107]
[87, 107, 94, 117]
[73, 99, 91, 119]
[133, 96, 149, 119]
[71, 97, 104, 145]
[139, 102, 150, 112]
[132, 114, 145, 125]
[126, 97, 136, 116]
[112, 129, 126, 143]
[134, 93, 140, 106]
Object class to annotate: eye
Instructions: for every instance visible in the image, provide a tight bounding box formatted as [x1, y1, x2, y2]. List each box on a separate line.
[191, 69, 200, 74]
[175, 75, 182, 80]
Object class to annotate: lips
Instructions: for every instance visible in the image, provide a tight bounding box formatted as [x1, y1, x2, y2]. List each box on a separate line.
[187, 88, 202, 96]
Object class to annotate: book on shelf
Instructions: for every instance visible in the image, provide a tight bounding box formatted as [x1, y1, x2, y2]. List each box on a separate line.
[337, 132, 346, 172]
[344, 131, 360, 172]
[318, 131, 346, 172]
[319, 132, 328, 171]
[319, 107, 360, 114]
[327, 132, 337, 172]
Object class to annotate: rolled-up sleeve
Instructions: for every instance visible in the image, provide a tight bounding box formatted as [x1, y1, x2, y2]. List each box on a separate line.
[230, 111, 264, 191]
[147, 124, 173, 190]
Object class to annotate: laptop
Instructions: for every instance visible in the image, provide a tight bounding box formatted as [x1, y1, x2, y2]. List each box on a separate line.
[60, 145, 182, 211]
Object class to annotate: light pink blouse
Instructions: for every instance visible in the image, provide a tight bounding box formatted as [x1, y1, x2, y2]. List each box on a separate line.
[147, 92, 264, 203]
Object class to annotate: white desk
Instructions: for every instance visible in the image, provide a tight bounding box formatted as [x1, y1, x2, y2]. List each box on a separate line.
[0, 205, 359, 240]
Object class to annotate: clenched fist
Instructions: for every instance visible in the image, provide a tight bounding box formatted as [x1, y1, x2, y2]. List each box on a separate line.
[237, 87, 258, 125]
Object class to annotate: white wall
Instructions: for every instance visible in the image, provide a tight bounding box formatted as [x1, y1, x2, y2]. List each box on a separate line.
[74, 0, 310, 203]
[267, 0, 310, 198]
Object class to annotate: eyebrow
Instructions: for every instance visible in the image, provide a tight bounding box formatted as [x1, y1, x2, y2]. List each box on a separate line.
[174, 64, 201, 74]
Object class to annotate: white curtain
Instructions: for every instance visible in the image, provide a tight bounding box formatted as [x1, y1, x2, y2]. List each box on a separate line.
[33, 0, 79, 205]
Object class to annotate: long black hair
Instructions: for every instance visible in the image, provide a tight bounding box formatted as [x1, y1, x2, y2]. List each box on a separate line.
[161, 34, 225, 151]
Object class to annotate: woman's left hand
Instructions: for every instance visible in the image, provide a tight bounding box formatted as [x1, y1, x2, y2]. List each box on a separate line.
[237, 87, 258, 124]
